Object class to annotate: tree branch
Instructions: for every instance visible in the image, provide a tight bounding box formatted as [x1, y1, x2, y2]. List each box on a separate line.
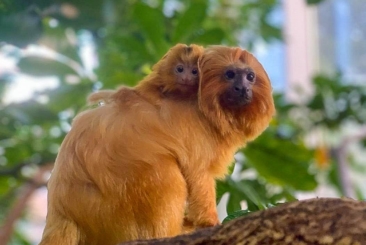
[0, 164, 53, 245]
[334, 126, 366, 198]
[0, 162, 27, 177]
[121, 198, 366, 245]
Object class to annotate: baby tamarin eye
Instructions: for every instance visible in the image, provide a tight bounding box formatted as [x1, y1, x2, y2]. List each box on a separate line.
[176, 65, 184, 73]
[191, 68, 198, 76]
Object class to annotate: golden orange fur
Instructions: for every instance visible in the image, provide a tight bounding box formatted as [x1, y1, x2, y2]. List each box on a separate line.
[40, 45, 274, 245]
[40, 44, 204, 245]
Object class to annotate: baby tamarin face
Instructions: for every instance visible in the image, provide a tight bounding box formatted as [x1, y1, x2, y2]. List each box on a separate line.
[154, 43, 204, 97]
[174, 61, 199, 87]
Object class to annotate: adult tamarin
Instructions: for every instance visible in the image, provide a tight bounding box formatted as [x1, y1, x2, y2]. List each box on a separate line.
[179, 46, 276, 227]
[40, 44, 204, 245]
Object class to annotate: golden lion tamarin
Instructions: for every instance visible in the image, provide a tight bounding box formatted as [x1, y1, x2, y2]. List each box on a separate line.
[181, 46, 275, 227]
[40, 44, 204, 245]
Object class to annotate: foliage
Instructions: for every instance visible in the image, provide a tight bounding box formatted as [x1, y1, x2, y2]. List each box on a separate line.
[1, 0, 362, 244]
[307, 0, 327, 5]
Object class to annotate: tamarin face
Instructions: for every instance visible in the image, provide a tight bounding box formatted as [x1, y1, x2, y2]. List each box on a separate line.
[198, 46, 275, 136]
[199, 45, 273, 112]
[220, 66, 256, 108]
[154, 43, 204, 95]
[174, 60, 199, 87]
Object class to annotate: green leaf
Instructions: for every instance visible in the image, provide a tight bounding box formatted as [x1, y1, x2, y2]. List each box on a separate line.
[222, 209, 251, 223]
[261, 22, 282, 41]
[113, 34, 153, 65]
[3, 101, 59, 125]
[133, 3, 168, 57]
[227, 161, 236, 175]
[234, 179, 267, 210]
[216, 180, 228, 204]
[243, 129, 317, 191]
[172, 1, 207, 43]
[17, 56, 78, 77]
[46, 82, 93, 112]
[226, 191, 242, 214]
[306, 0, 326, 5]
[4, 142, 32, 165]
[190, 28, 225, 45]
[224, 178, 267, 211]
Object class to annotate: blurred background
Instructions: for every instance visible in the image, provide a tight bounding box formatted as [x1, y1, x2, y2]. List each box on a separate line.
[0, 0, 365, 244]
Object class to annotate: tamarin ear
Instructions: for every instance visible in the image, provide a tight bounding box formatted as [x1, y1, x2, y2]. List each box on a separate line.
[86, 90, 115, 105]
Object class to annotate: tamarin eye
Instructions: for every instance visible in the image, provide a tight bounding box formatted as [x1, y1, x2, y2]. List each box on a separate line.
[246, 72, 255, 82]
[225, 70, 235, 80]
[176, 65, 184, 73]
[192, 68, 198, 76]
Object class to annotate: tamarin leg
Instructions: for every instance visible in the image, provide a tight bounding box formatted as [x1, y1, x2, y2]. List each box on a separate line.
[39, 212, 84, 245]
[185, 173, 220, 228]
[42, 157, 187, 244]
[123, 159, 188, 240]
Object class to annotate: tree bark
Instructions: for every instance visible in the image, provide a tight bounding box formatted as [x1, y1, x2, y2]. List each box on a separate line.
[121, 197, 366, 245]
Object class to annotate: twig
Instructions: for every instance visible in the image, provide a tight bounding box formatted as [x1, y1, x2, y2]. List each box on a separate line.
[0, 164, 53, 245]
[0, 163, 27, 177]
[334, 126, 366, 198]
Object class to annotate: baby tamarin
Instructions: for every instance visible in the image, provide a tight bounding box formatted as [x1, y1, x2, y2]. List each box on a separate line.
[40, 44, 204, 245]
[87, 43, 202, 106]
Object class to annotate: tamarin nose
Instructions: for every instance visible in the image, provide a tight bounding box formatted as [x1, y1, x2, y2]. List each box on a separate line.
[234, 85, 250, 93]
[234, 84, 250, 95]
[182, 78, 194, 85]
[233, 85, 242, 92]
[233, 84, 252, 102]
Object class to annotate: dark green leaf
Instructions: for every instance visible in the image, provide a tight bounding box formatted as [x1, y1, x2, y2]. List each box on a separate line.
[216, 180, 228, 204]
[226, 192, 242, 214]
[226, 178, 267, 211]
[222, 209, 251, 223]
[133, 3, 169, 57]
[306, 0, 326, 5]
[172, 1, 207, 43]
[190, 28, 225, 45]
[243, 129, 317, 190]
